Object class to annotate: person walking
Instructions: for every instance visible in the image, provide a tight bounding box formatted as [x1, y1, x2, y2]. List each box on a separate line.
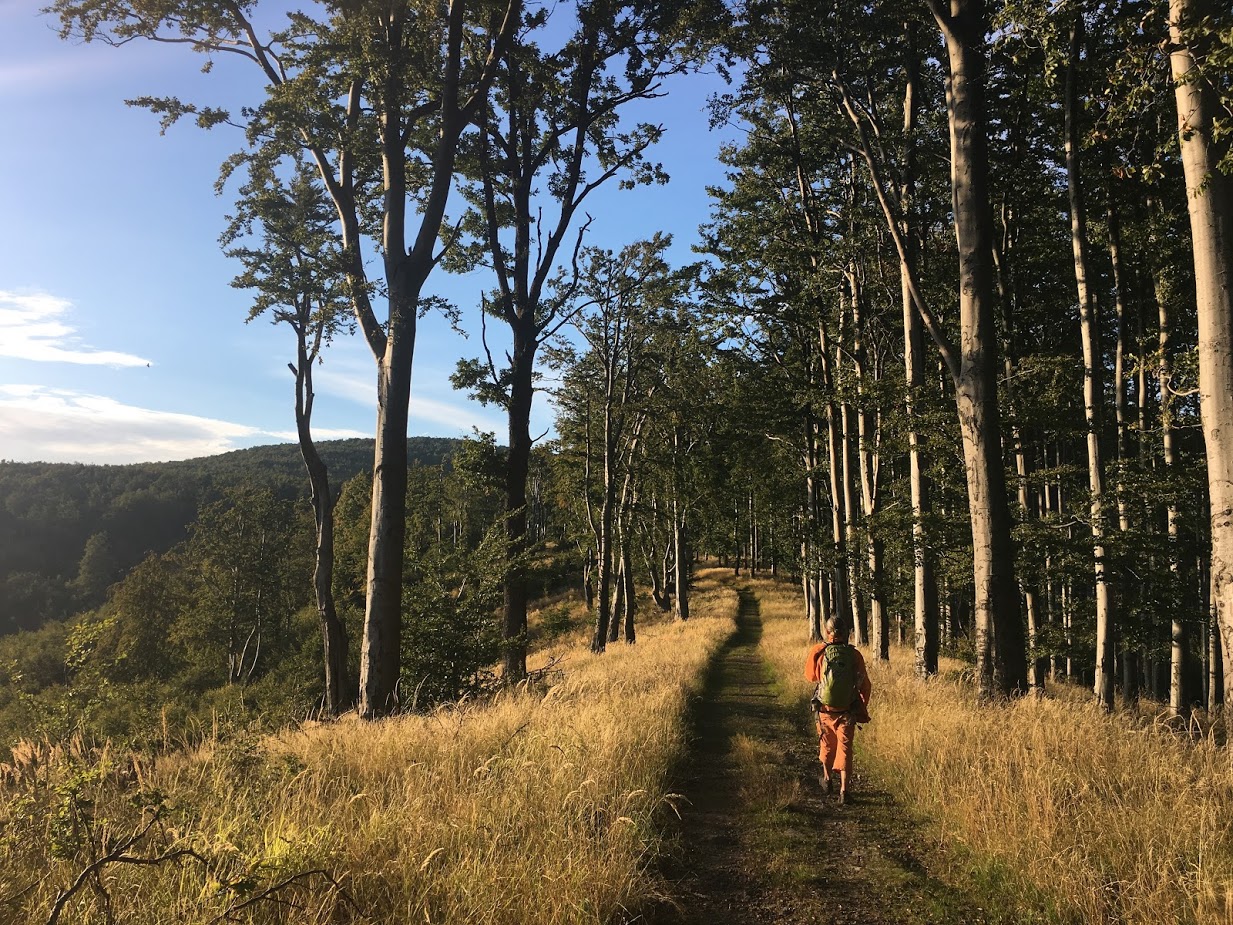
[804, 616, 871, 805]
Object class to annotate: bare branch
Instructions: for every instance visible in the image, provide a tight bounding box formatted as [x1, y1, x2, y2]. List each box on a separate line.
[210, 869, 359, 923]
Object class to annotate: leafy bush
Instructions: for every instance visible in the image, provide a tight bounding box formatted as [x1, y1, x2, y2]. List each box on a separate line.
[400, 529, 505, 711]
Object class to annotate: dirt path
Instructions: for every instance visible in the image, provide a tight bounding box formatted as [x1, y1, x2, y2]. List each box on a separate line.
[652, 584, 990, 925]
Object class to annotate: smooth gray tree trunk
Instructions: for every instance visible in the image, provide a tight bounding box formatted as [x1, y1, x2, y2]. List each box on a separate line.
[1064, 19, 1116, 709]
[1170, 0, 1233, 730]
[927, 0, 1028, 696]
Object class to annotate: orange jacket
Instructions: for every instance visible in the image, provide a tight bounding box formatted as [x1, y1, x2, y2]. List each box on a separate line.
[805, 641, 872, 714]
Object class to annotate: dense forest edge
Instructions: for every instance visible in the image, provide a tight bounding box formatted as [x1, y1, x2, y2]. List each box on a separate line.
[0, 436, 460, 636]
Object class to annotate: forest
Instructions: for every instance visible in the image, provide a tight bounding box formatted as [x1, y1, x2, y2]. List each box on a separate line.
[2, 0, 1233, 921]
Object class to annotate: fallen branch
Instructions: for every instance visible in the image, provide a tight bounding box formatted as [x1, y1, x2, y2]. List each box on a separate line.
[210, 869, 360, 923]
[2, 875, 47, 908]
[46, 837, 210, 925]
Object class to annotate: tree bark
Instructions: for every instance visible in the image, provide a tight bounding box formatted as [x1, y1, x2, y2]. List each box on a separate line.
[609, 550, 624, 644]
[821, 325, 850, 622]
[502, 316, 536, 679]
[359, 306, 413, 716]
[593, 398, 616, 651]
[1169, 0, 1233, 730]
[295, 324, 349, 715]
[850, 269, 887, 660]
[927, 0, 1028, 696]
[901, 21, 940, 678]
[1064, 17, 1116, 709]
[1150, 233, 1188, 716]
[836, 313, 866, 643]
[672, 426, 691, 622]
[621, 531, 636, 643]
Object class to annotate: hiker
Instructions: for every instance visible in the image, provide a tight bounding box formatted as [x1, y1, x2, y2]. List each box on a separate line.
[804, 616, 871, 805]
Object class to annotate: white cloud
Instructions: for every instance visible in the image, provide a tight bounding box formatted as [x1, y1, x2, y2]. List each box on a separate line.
[315, 361, 375, 406]
[410, 395, 502, 434]
[315, 360, 504, 435]
[0, 291, 151, 367]
[0, 386, 272, 464]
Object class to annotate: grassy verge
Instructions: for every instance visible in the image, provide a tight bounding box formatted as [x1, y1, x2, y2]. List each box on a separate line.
[750, 575, 1233, 925]
[0, 574, 737, 925]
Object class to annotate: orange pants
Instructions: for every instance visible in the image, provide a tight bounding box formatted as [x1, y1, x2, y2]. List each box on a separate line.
[816, 710, 856, 773]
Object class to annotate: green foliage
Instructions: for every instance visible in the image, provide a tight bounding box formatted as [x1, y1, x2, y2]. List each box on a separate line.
[538, 602, 575, 640]
[401, 530, 506, 710]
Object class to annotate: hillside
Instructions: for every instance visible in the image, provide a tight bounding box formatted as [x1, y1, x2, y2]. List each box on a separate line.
[0, 437, 463, 635]
[6, 576, 1226, 924]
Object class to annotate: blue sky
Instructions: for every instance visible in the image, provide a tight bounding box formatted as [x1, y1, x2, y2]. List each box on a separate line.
[0, 2, 737, 465]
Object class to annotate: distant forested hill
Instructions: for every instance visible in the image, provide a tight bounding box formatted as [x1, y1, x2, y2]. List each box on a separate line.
[0, 437, 461, 635]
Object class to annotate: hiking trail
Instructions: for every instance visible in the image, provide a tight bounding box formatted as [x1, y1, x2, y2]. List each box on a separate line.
[654, 582, 995, 925]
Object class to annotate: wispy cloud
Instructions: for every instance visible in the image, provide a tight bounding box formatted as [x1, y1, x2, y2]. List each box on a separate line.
[0, 291, 152, 367]
[315, 360, 505, 435]
[411, 395, 503, 435]
[0, 386, 280, 464]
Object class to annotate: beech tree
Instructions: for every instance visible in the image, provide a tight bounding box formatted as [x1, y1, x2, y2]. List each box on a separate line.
[49, 0, 520, 716]
[1169, 0, 1233, 729]
[222, 165, 353, 714]
[549, 235, 691, 649]
[450, 0, 699, 678]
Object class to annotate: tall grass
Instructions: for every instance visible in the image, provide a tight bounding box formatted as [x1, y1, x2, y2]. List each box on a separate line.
[751, 575, 1233, 925]
[0, 574, 737, 925]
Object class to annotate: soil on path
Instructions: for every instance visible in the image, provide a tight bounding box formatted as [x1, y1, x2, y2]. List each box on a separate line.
[651, 583, 991, 925]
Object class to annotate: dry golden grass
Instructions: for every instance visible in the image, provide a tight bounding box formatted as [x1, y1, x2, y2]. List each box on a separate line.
[749, 574, 1233, 925]
[0, 573, 737, 925]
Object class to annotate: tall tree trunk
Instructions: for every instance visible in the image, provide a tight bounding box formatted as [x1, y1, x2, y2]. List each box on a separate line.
[748, 491, 757, 576]
[1154, 246, 1187, 717]
[805, 420, 825, 641]
[1064, 18, 1116, 709]
[621, 533, 636, 643]
[644, 534, 671, 612]
[902, 21, 940, 678]
[1109, 196, 1132, 533]
[1210, 565, 1223, 714]
[609, 550, 624, 644]
[503, 318, 535, 680]
[1169, 0, 1233, 728]
[672, 427, 691, 622]
[927, 0, 1027, 696]
[837, 315, 865, 643]
[850, 268, 888, 660]
[355, 0, 518, 717]
[583, 545, 595, 611]
[295, 331, 349, 715]
[593, 402, 616, 652]
[359, 310, 413, 717]
[613, 464, 638, 644]
[820, 322, 850, 619]
[673, 507, 690, 622]
[995, 229, 1041, 690]
[1109, 197, 1140, 704]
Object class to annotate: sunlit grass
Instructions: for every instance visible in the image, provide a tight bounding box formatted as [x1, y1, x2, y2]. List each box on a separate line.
[0, 572, 737, 925]
[750, 574, 1233, 925]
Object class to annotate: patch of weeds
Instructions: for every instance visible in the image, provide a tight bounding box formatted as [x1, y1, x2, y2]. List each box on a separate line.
[954, 848, 1069, 925]
[859, 754, 1067, 925]
[731, 734, 798, 813]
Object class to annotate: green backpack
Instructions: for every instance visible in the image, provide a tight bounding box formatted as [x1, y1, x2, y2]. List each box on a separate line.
[815, 642, 858, 709]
